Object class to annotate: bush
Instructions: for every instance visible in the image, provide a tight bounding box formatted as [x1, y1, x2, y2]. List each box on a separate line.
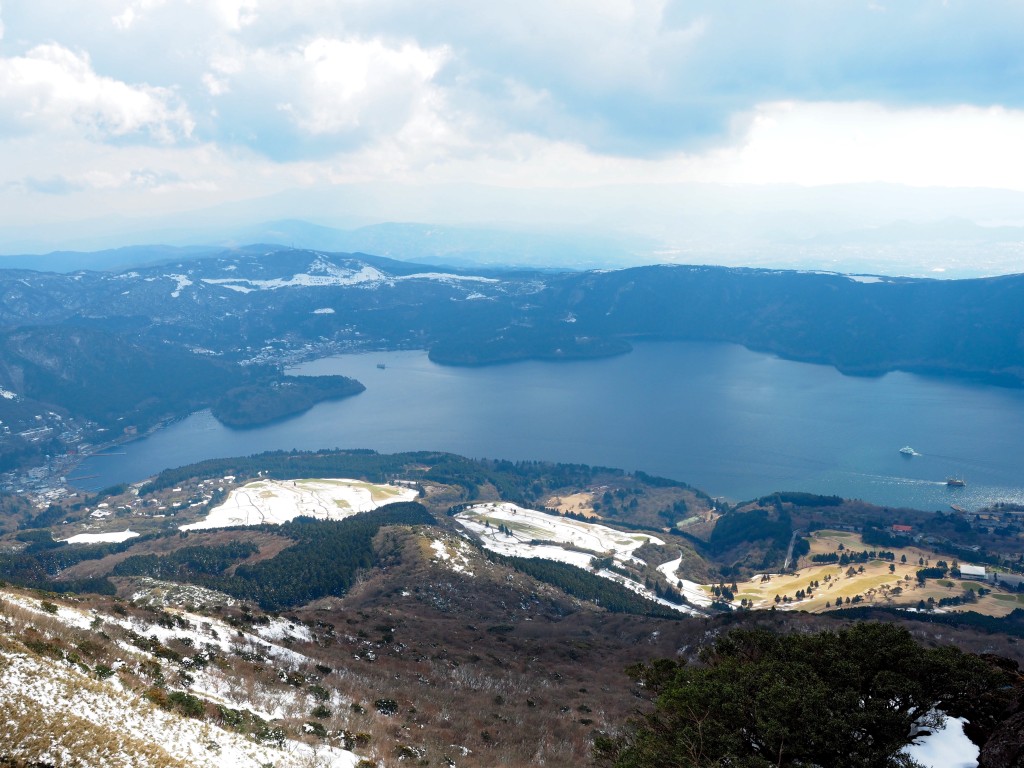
[167, 690, 205, 718]
[308, 683, 330, 702]
[304, 721, 328, 739]
[374, 698, 399, 716]
[95, 664, 115, 680]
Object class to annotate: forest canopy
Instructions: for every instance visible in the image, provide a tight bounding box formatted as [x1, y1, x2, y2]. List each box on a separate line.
[595, 622, 1014, 768]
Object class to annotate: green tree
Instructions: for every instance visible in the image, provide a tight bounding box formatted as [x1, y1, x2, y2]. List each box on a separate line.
[595, 623, 1010, 768]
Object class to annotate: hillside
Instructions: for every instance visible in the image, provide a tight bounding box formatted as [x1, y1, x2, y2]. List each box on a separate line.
[2, 450, 1024, 765]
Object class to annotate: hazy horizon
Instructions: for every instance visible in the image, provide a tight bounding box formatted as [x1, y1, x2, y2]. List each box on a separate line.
[2, 2, 1024, 277]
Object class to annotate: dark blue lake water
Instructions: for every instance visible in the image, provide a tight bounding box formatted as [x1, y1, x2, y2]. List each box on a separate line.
[73, 342, 1024, 511]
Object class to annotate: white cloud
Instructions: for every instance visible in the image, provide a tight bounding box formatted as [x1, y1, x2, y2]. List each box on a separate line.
[211, 0, 259, 30]
[112, 0, 253, 32]
[4, 1, 1024, 250]
[110, 1, 169, 32]
[201, 36, 451, 157]
[703, 101, 1024, 190]
[0, 44, 194, 142]
[280, 37, 447, 136]
[289, 98, 1024, 195]
[111, 7, 136, 30]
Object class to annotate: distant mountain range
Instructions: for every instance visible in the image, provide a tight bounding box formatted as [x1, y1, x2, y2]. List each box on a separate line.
[2, 246, 1023, 469]
[0, 220, 656, 273]
[6, 180, 1024, 277]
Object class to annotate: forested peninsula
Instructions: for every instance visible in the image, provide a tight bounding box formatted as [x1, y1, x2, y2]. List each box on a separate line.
[211, 375, 365, 428]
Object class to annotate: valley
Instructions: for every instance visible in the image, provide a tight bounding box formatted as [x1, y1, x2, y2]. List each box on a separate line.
[3, 252, 1024, 766]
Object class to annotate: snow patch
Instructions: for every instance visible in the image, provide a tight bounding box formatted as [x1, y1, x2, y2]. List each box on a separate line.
[63, 529, 140, 544]
[202, 264, 385, 292]
[0, 590, 94, 629]
[397, 272, 499, 285]
[654, 556, 714, 607]
[0, 648, 361, 768]
[903, 714, 979, 768]
[254, 617, 314, 644]
[456, 503, 701, 614]
[430, 538, 475, 576]
[456, 502, 662, 565]
[168, 274, 193, 298]
[199, 261, 499, 293]
[180, 478, 417, 531]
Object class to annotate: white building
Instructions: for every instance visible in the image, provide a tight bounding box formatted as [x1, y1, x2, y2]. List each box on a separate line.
[958, 564, 987, 580]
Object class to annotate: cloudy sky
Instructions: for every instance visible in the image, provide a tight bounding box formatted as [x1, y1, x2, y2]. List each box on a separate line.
[2, 1, 1024, 264]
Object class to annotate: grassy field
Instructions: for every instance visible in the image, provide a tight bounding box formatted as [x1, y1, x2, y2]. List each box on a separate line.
[546, 492, 599, 517]
[717, 530, 1021, 617]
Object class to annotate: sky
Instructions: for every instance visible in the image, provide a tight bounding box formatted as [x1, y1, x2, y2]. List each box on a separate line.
[2, 1, 1024, 270]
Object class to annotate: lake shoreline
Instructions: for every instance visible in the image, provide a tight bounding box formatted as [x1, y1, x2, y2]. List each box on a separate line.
[68, 341, 1024, 512]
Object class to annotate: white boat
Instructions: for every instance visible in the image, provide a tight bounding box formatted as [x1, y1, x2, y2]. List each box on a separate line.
[899, 446, 915, 456]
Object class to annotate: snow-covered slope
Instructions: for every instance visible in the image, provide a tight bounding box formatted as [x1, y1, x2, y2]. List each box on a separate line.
[455, 502, 704, 615]
[0, 588, 362, 767]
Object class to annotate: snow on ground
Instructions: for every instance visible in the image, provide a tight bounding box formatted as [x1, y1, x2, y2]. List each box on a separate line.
[129, 579, 238, 610]
[1, 586, 360, 762]
[656, 555, 682, 580]
[456, 502, 662, 564]
[677, 579, 715, 607]
[117, 605, 318, 718]
[0, 649, 360, 768]
[0, 589, 95, 629]
[903, 714, 979, 768]
[430, 538, 476, 576]
[202, 264, 386, 291]
[111, 605, 312, 668]
[395, 271, 499, 284]
[63, 529, 140, 544]
[597, 568, 705, 615]
[180, 477, 417, 531]
[655, 557, 712, 610]
[456, 503, 704, 614]
[168, 274, 193, 297]
[201, 263, 499, 293]
[655, 556, 715, 608]
[254, 616, 314, 644]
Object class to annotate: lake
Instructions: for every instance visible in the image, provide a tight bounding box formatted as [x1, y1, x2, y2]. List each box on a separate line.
[72, 341, 1024, 511]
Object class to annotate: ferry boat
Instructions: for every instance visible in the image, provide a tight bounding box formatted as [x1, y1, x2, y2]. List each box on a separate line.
[899, 446, 915, 456]
[946, 477, 966, 487]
